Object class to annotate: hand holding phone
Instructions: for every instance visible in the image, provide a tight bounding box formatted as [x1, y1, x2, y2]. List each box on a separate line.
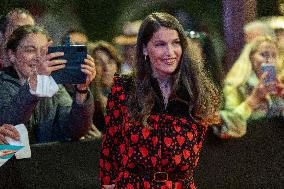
[261, 63, 276, 85]
[48, 36, 87, 84]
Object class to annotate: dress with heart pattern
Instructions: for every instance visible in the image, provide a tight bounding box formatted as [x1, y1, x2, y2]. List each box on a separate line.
[100, 75, 207, 189]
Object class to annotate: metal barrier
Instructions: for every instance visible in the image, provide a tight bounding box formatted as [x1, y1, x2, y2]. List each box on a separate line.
[1, 118, 283, 189]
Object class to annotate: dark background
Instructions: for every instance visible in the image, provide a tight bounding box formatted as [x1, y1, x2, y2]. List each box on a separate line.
[0, 0, 281, 39]
[0, 0, 282, 72]
[0, 0, 223, 41]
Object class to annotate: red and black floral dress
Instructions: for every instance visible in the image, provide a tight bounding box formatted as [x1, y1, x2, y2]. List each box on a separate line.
[100, 75, 207, 189]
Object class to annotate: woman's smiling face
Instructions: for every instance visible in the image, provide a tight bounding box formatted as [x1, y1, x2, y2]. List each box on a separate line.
[143, 26, 182, 78]
[9, 32, 48, 79]
[250, 41, 277, 77]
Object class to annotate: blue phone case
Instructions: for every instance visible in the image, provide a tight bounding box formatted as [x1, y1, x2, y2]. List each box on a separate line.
[261, 63, 276, 84]
[48, 45, 87, 84]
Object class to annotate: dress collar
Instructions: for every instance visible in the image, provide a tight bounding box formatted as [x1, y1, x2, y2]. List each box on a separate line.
[150, 76, 191, 116]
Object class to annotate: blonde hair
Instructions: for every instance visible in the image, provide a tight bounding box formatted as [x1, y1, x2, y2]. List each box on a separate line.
[225, 36, 278, 87]
[244, 20, 276, 39]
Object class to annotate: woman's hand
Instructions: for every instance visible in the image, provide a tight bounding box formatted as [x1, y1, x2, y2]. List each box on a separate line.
[76, 54, 96, 91]
[37, 41, 67, 75]
[0, 150, 17, 158]
[247, 73, 277, 109]
[36, 51, 67, 76]
[0, 124, 20, 144]
[28, 41, 66, 91]
[74, 55, 96, 104]
[81, 125, 102, 139]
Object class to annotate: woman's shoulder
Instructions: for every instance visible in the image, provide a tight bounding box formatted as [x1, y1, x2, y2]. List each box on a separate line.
[0, 71, 21, 91]
[112, 73, 134, 92]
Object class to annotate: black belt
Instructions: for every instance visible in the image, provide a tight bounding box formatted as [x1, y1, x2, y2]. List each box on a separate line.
[128, 169, 193, 182]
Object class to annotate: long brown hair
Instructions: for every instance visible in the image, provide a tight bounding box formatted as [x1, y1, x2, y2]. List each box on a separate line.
[127, 12, 220, 126]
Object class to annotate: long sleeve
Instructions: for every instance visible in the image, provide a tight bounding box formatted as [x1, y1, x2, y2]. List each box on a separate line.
[100, 76, 126, 186]
[0, 71, 94, 143]
[56, 86, 94, 140]
[214, 84, 253, 138]
[68, 90, 94, 139]
[0, 82, 39, 125]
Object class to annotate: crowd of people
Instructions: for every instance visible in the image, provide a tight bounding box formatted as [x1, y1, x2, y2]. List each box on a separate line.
[0, 7, 283, 189]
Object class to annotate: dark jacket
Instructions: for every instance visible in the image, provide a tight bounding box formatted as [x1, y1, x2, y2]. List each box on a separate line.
[0, 67, 94, 144]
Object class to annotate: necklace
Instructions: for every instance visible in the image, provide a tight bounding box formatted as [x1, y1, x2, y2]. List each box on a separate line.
[157, 78, 172, 108]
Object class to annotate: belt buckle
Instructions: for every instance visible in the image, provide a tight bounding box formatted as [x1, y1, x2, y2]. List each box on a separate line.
[153, 172, 168, 182]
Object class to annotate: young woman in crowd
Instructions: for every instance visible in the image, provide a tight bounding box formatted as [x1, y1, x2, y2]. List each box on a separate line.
[81, 40, 122, 139]
[100, 12, 220, 189]
[0, 25, 96, 144]
[214, 36, 284, 138]
[89, 40, 121, 132]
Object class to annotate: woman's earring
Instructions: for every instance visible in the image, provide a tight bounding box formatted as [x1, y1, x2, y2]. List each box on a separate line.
[144, 55, 147, 62]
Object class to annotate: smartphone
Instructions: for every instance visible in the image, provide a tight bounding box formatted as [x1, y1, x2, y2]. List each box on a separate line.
[261, 63, 276, 84]
[48, 45, 87, 84]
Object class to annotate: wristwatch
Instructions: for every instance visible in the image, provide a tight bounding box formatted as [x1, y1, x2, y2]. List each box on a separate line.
[75, 85, 88, 94]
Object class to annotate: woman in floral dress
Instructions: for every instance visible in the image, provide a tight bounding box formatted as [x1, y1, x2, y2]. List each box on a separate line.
[100, 12, 220, 189]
